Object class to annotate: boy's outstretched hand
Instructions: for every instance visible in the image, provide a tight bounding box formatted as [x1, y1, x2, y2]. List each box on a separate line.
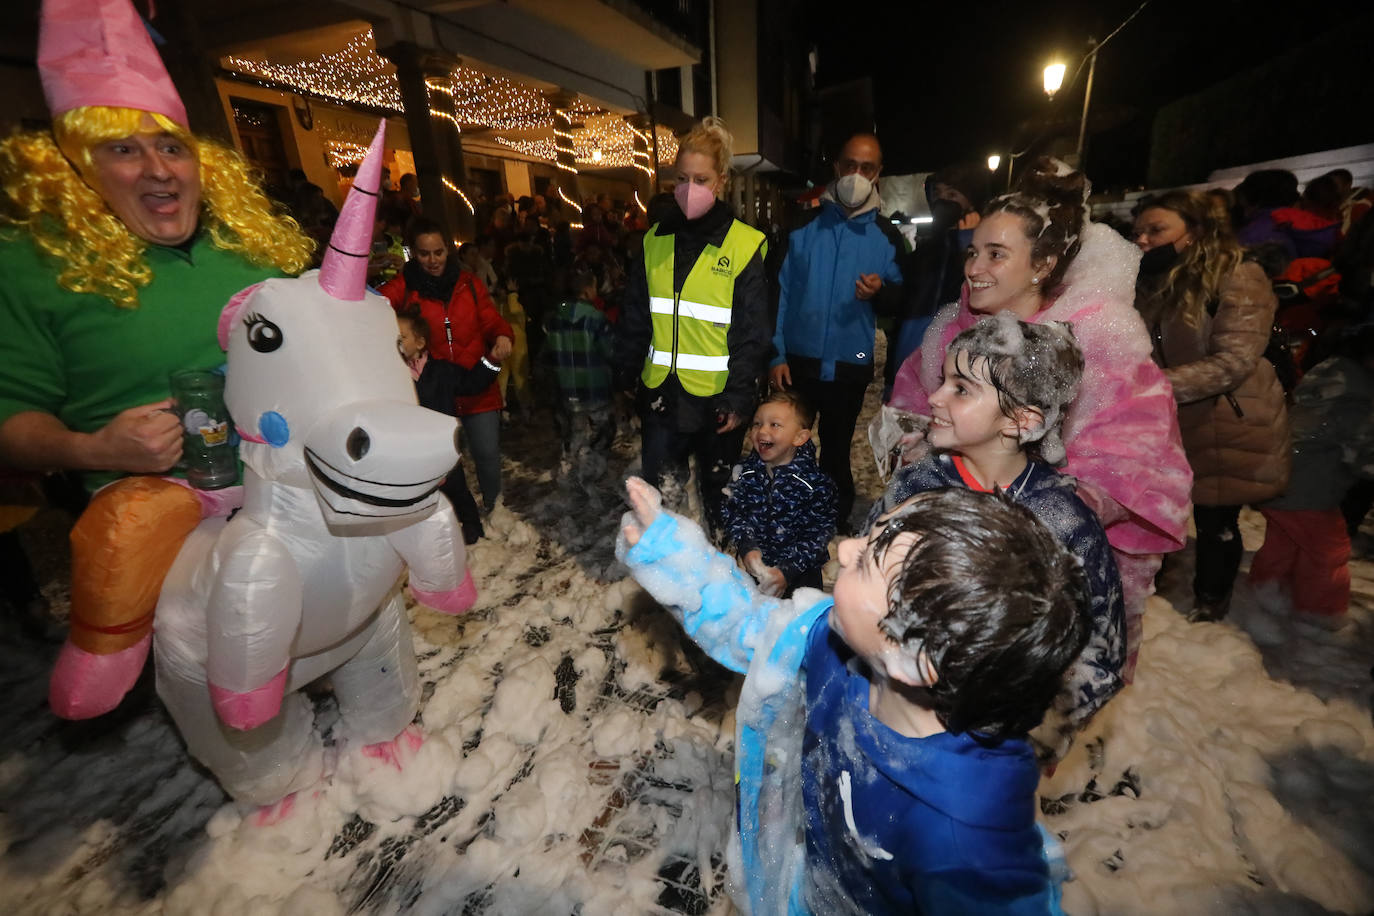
[743, 550, 786, 597]
[622, 476, 663, 547]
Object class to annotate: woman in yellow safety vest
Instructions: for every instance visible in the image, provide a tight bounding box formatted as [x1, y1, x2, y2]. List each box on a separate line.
[614, 117, 770, 536]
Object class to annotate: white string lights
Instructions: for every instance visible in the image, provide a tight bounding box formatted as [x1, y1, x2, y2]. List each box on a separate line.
[557, 186, 583, 213]
[494, 136, 558, 159]
[496, 114, 677, 173]
[323, 140, 371, 168]
[222, 31, 403, 112]
[429, 107, 462, 130]
[425, 78, 463, 133]
[447, 66, 599, 130]
[221, 28, 678, 175]
[441, 176, 476, 214]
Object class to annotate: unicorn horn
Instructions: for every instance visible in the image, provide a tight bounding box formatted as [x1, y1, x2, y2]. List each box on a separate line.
[319, 120, 387, 301]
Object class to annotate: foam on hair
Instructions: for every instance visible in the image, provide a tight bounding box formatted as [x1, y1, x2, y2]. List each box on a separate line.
[983, 156, 1090, 290]
[871, 487, 1091, 742]
[0, 106, 312, 309]
[950, 313, 1084, 465]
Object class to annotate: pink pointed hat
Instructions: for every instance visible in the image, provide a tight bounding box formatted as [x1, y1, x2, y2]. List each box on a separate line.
[38, 0, 189, 129]
[319, 121, 387, 302]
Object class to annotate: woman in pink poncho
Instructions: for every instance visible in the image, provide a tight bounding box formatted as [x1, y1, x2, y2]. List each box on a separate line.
[889, 159, 1192, 677]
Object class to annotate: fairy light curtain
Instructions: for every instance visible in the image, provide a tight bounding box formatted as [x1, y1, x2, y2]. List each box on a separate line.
[221, 29, 675, 172]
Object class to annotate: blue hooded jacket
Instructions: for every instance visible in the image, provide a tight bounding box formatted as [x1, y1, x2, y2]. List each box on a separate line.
[772, 199, 904, 381]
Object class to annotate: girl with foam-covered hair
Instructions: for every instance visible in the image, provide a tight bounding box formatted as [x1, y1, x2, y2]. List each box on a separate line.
[875, 312, 1126, 762]
[945, 311, 1084, 466]
[890, 157, 1192, 680]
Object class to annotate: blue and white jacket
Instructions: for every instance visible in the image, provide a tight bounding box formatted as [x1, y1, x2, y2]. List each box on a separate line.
[721, 440, 837, 584]
[868, 453, 1126, 756]
[772, 197, 905, 382]
[617, 510, 1069, 916]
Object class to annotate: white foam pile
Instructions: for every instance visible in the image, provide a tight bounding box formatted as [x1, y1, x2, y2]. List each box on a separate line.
[2, 342, 1372, 915]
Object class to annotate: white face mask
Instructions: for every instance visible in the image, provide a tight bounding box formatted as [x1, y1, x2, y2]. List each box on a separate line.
[835, 173, 874, 209]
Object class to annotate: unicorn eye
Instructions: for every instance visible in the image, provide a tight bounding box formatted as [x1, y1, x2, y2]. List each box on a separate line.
[243, 312, 283, 353]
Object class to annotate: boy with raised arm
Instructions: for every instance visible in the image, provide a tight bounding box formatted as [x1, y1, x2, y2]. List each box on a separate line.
[618, 476, 1089, 915]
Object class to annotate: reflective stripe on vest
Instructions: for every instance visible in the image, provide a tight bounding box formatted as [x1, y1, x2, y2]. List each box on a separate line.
[647, 348, 731, 371]
[640, 219, 767, 397]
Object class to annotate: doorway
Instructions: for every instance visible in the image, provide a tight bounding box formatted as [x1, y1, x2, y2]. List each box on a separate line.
[230, 98, 291, 195]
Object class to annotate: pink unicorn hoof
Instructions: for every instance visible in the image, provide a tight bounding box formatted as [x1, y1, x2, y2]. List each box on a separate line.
[361, 724, 426, 772]
[410, 569, 477, 615]
[253, 792, 297, 827]
[209, 668, 288, 731]
[48, 633, 152, 720]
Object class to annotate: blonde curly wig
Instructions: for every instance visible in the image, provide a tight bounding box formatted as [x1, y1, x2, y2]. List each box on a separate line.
[0, 106, 314, 309]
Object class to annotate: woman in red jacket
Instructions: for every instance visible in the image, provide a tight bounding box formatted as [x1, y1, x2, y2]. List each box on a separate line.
[381, 218, 513, 512]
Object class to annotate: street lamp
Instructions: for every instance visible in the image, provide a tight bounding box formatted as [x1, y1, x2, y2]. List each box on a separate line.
[1043, 62, 1066, 99]
[1040, 42, 1096, 170]
[1074, 38, 1098, 170]
[987, 154, 1001, 172]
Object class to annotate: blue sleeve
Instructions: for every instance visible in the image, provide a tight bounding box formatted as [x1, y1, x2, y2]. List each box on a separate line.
[621, 511, 788, 673]
[864, 454, 948, 533]
[1021, 481, 1127, 728]
[1063, 519, 1127, 725]
[882, 242, 905, 285]
[912, 869, 1066, 916]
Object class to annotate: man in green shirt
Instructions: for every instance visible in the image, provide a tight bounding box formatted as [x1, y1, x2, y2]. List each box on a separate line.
[0, 0, 313, 719]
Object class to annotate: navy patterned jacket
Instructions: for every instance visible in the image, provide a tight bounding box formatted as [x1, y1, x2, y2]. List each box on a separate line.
[722, 440, 837, 584]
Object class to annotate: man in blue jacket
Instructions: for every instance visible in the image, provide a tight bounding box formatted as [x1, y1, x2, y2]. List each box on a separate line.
[770, 133, 905, 529]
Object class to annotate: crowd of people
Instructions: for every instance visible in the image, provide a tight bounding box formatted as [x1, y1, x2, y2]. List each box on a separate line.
[3, 0, 1374, 910]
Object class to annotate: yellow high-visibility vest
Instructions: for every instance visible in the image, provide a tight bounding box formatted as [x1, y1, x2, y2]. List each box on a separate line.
[640, 219, 767, 397]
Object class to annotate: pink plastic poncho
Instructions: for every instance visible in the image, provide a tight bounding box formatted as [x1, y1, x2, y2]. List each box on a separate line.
[890, 222, 1192, 673]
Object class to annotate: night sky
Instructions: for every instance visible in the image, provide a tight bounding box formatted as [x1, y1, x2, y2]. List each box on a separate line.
[803, 0, 1372, 189]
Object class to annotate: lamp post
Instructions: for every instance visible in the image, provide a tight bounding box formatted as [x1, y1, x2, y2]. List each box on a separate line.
[1074, 38, 1098, 170]
[1006, 63, 1066, 192]
[987, 154, 1001, 173]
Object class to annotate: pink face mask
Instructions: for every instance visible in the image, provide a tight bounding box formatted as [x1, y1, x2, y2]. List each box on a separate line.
[674, 181, 716, 220]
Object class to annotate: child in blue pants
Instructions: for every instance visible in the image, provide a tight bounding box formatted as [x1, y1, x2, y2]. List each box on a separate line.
[618, 477, 1090, 915]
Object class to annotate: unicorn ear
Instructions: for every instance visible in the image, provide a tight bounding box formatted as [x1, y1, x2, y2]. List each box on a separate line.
[218, 282, 265, 350]
[318, 120, 386, 302]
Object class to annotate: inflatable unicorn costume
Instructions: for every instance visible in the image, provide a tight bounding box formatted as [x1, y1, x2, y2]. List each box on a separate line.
[153, 123, 475, 805]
